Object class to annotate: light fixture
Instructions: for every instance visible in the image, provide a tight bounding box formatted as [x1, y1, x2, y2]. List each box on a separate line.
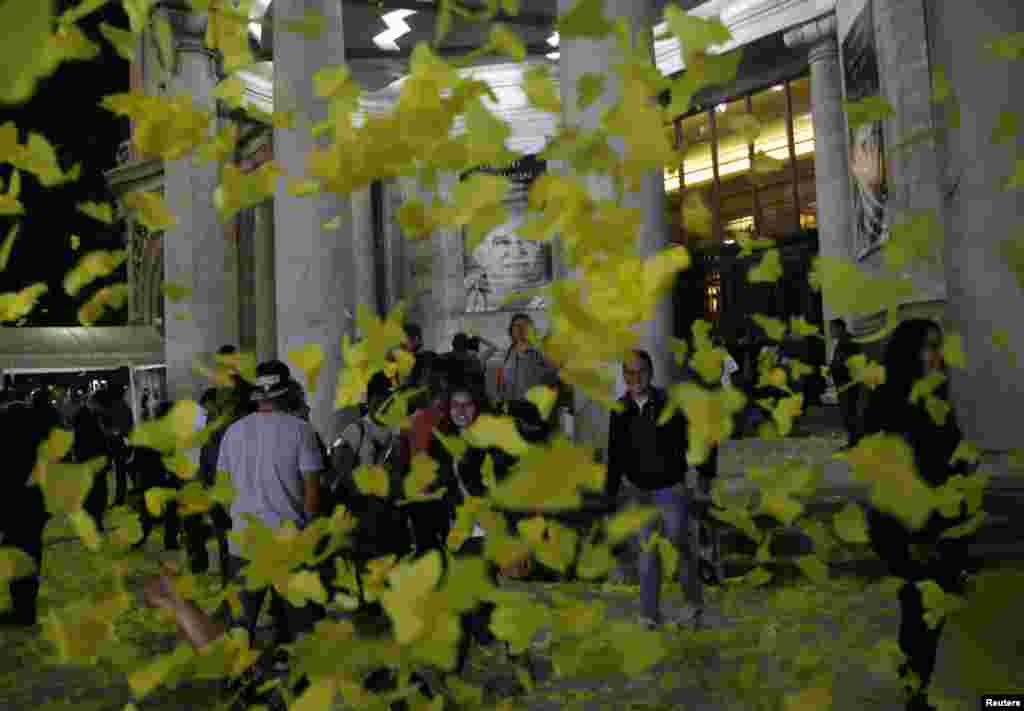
[547, 32, 560, 48]
[373, 9, 417, 51]
[547, 51, 560, 61]
[715, 103, 727, 113]
[772, 84, 784, 92]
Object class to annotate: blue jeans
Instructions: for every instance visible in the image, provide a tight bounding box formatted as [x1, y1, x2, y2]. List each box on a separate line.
[638, 485, 702, 621]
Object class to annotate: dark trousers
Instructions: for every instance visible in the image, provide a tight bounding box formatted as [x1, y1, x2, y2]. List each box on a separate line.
[222, 554, 323, 647]
[868, 510, 969, 711]
[0, 513, 47, 624]
[453, 537, 498, 675]
[837, 383, 862, 445]
[83, 466, 109, 533]
[406, 500, 452, 556]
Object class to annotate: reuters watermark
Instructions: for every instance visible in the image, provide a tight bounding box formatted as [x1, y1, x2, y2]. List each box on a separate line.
[983, 695, 1024, 709]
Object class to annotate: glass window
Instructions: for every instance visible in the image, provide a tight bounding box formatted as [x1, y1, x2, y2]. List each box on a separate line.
[666, 75, 817, 245]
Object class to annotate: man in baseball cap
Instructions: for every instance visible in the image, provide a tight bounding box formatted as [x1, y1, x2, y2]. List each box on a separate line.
[215, 359, 325, 647]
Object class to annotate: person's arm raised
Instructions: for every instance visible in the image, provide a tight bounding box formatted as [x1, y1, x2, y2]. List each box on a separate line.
[142, 565, 226, 651]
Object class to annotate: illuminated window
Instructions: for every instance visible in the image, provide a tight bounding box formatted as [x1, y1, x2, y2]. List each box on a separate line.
[666, 76, 817, 244]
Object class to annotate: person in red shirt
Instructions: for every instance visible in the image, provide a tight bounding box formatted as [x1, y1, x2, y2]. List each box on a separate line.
[394, 355, 458, 556]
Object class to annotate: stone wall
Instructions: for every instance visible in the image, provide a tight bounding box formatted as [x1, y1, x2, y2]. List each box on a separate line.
[836, 0, 948, 324]
[924, 0, 1024, 452]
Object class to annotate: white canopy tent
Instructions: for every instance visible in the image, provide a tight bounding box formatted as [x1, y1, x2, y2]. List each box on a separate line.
[0, 327, 165, 424]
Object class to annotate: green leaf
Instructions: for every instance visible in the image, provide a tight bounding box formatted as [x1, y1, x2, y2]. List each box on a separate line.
[832, 503, 870, 544]
[663, 5, 731, 52]
[916, 579, 966, 629]
[1006, 158, 1024, 190]
[991, 111, 1020, 144]
[577, 73, 606, 111]
[930, 64, 952, 103]
[556, 0, 613, 39]
[984, 32, 1024, 61]
[883, 211, 943, 271]
[748, 248, 782, 283]
[794, 555, 830, 585]
[844, 95, 895, 132]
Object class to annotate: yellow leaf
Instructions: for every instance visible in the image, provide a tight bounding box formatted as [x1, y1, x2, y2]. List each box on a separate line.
[63, 249, 127, 296]
[0, 1, 56, 105]
[98, 22, 135, 62]
[68, 509, 103, 552]
[783, 683, 833, 711]
[75, 201, 114, 224]
[833, 502, 870, 544]
[0, 283, 47, 323]
[123, 191, 177, 232]
[464, 414, 531, 457]
[212, 75, 245, 109]
[70, 234, 80, 250]
[556, 0, 613, 39]
[77, 283, 129, 325]
[523, 65, 561, 114]
[681, 191, 713, 238]
[0, 222, 18, 271]
[751, 314, 787, 342]
[323, 216, 342, 231]
[748, 248, 783, 283]
[353, 464, 390, 498]
[404, 453, 439, 501]
[287, 342, 324, 395]
[941, 332, 967, 369]
[838, 433, 936, 530]
[214, 162, 279, 222]
[128, 644, 194, 700]
[525, 385, 557, 421]
[0, 546, 38, 584]
[161, 281, 191, 303]
[280, 8, 328, 39]
[489, 24, 526, 62]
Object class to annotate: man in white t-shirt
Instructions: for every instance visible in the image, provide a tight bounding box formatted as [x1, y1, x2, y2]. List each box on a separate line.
[216, 360, 324, 646]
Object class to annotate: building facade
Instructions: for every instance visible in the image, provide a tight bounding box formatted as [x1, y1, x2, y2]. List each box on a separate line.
[109, 0, 1023, 463]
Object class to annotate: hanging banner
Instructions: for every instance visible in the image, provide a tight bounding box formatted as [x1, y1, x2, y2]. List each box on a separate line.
[462, 156, 553, 313]
[843, 0, 889, 261]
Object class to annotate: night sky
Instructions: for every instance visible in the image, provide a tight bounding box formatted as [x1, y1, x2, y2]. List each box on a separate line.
[0, 1, 131, 326]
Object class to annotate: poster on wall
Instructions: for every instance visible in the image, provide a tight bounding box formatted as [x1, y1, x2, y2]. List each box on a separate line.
[843, 0, 889, 261]
[463, 156, 553, 313]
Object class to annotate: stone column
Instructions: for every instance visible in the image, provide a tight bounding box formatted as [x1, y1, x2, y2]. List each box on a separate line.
[252, 200, 277, 363]
[784, 15, 854, 359]
[273, 0, 353, 444]
[557, 0, 674, 457]
[431, 174, 465, 352]
[350, 185, 379, 320]
[157, 6, 239, 401]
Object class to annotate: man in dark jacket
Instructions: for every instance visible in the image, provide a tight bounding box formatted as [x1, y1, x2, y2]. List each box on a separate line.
[0, 395, 60, 626]
[606, 349, 702, 628]
[829, 318, 864, 448]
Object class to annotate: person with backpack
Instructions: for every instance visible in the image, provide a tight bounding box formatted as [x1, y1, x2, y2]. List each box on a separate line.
[829, 318, 864, 448]
[327, 372, 410, 563]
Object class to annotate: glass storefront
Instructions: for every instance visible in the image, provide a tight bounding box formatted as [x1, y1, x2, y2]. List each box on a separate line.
[666, 75, 816, 245]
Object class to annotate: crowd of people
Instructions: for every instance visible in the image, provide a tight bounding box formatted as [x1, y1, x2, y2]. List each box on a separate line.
[0, 315, 977, 711]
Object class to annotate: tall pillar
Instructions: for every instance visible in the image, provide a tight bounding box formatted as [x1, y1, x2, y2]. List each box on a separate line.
[558, 0, 674, 458]
[252, 200, 277, 363]
[784, 15, 854, 359]
[350, 186, 379, 320]
[273, 0, 353, 444]
[431, 174, 464, 352]
[158, 6, 239, 401]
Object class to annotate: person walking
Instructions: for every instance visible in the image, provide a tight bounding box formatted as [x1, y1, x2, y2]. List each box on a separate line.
[606, 349, 703, 629]
[496, 313, 558, 408]
[215, 361, 325, 647]
[862, 319, 976, 711]
[830, 318, 864, 448]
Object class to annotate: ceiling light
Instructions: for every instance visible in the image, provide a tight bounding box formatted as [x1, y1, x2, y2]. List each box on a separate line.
[547, 32, 560, 48]
[715, 103, 727, 113]
[547, 51, 560, 61]
[373, 9, 417, 52]
[772, 84, 784, 91]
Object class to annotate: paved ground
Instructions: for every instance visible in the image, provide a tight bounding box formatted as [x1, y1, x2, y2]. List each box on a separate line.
[2, 410, 1018, 711]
